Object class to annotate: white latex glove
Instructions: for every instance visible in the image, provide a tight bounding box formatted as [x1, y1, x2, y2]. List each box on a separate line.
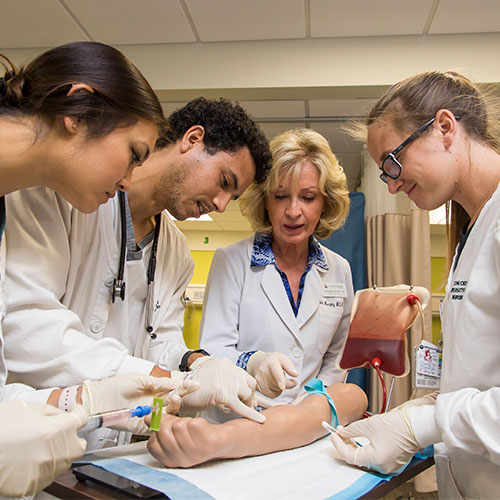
[246, 350, 298, 398]
[171, 356, 265, 423]
[0, 399, 87, 497]
[82, 372, 199, 434]
[330, 395, 437, 474]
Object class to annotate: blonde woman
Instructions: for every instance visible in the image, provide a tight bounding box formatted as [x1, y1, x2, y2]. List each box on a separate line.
[200, 128, 352, 407]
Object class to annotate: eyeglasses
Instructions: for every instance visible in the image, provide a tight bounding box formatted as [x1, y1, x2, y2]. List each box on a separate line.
[379, 115, 461, 184]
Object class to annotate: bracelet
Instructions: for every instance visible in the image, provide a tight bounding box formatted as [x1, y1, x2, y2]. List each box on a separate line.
[57, 385, 79, 412]
[179, 348, 210, 372]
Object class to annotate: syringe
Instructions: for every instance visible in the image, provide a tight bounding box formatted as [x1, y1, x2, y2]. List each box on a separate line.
[79, 405, 154, 434]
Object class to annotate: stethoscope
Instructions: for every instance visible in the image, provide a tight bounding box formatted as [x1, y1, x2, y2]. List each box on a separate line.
[112, 191, 161, 339]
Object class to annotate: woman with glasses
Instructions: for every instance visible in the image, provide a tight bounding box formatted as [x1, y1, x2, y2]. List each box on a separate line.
[331, 71, 500, 499]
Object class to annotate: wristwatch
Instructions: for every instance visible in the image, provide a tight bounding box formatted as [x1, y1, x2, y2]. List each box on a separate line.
[179, 348, 210, 372]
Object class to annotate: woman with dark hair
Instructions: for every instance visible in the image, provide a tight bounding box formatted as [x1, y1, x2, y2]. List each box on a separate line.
[0, 42, 191, 497]
[0, 41, 167, 212]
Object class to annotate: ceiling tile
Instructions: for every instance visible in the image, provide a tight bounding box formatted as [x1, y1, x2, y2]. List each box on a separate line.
[310, 0, 434, 37]
[0, 0, 88, 48]
[65, 0, 196, 45]
[185, 0, 305, 41]
[430, 0, 500, 34]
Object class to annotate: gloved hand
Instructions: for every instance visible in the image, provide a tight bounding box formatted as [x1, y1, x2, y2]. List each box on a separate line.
[246, 350, 298, 398]
[0, 399, 87, 497]
[82, 372, 199, 434]
[171, 356, 265, 423]
[330, 394, 437, 474]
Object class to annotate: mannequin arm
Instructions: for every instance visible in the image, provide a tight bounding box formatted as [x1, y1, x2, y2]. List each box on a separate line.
[147, 382, 368, 468]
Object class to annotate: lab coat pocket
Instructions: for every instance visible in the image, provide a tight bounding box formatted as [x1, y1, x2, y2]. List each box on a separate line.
[317, 304, 343, 354]
[434, 453, 464, 500]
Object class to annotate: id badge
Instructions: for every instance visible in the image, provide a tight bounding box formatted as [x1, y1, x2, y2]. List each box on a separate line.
[322, 283, 347, 298]
[413, 340, 442, 390]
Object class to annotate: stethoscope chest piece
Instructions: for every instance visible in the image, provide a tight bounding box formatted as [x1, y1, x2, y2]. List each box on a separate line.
[112, 278, 126, 303]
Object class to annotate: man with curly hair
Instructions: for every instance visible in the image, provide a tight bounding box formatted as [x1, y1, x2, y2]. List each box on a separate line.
[3, 98, 272, 449]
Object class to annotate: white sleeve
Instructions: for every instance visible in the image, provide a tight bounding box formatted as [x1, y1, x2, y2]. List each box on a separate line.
[199, 246, 245, 364]
[3, 188, 144, 389]
[316, 260, 352, 385]
[3, 383, 54, 404]
[412, 387, 500, 466]
[144, 218, 194, 371]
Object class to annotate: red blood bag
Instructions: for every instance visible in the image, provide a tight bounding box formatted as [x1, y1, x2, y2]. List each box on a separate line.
[337, 285, 430, 377]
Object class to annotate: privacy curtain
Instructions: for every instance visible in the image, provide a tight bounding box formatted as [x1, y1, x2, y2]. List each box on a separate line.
[359, 149, 433, 412]
[365, 210, 432, 411]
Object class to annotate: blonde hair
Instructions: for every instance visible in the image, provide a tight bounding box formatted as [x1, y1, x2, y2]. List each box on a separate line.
[362, 71, 500, 272]
[239, 128, 349, 240]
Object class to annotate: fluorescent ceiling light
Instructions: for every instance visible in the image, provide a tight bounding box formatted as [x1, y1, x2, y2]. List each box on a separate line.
[429, 205, 446, 225]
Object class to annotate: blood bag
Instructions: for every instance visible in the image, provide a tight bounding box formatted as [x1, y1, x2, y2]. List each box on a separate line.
[337, 285, 430, 377]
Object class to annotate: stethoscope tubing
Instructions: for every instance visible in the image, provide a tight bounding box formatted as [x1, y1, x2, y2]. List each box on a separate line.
[111, 192, 161, 339]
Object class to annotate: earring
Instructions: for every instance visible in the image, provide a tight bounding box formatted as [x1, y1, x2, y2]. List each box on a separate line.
[72, 123, 77, 131]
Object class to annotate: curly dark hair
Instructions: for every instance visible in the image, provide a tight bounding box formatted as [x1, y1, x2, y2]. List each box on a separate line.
[157, 97, 271, 183]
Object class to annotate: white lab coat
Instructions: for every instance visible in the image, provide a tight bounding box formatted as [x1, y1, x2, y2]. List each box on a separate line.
[1, 206, 53, 403]
[0, 234, 6, 399]
[424, 182, 500, 499]
[3, 187, 194, 389]
[200, 235, 352, 403]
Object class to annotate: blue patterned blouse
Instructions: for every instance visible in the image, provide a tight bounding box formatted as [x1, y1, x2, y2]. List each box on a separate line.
[236, 232, 329, 370]
[250, 232, 329, 316]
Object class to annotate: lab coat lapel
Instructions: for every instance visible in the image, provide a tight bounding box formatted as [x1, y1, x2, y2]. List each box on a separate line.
[296, 265, 322, 328]
[261, 265, 299, 337]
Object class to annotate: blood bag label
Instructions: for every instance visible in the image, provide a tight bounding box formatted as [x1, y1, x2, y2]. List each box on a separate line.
[322, 283, 347, 298]
[413, 340, 442, 390]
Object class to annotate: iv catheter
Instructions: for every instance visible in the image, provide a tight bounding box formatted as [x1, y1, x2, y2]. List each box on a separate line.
[79, 397, 164, 434]
[322, 421, 362, 448]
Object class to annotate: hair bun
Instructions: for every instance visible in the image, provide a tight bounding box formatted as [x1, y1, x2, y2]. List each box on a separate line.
[0, 70, 16, 97]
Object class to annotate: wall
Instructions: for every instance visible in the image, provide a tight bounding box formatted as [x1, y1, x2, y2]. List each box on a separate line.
[182, 226, 447, 348]
[182, 230, 252, 348]
[430, 225, 447, 344]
